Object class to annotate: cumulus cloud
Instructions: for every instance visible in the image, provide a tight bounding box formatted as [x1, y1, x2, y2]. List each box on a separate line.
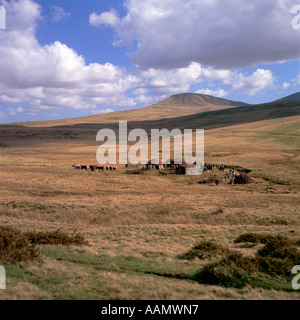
[91, 108, 114, 115]
[0, 0, 140, 119]
[89, 9, 120, 27]
[0, 0, 296, 122]
[7, 106, 24, 115]
[1, 0, 41, 31]
[113, 0, 300, 69]
[282, 82, 290, 89]
[224, 69, 275, 96]
[195, 88, 228, 98]
[51, 5, 70, 22]
[140, 62, 202, 94]
[139, 62, 231, 95]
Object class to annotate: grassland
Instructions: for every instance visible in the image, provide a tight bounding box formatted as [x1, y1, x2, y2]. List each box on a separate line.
[0, 111, 300, 300]
[9, 93, 247, 128]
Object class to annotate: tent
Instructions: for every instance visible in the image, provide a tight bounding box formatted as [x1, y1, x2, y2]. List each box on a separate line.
[234, 173, 254, 184]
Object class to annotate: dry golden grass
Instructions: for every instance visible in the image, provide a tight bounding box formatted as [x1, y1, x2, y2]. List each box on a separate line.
[0, 113, 299, 300]
[8, 93, 241, 127]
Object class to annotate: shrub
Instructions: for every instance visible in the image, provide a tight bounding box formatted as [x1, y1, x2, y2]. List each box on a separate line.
[0, 227, 40, 264]
[178, 241, 229, 260]
[0, 227, 87, 264]
[234, 233, 292, 246]
[192, 234, 300, 288]
[25, 229, 87, 246]
[234, 233, 263, 244]
[256, 236, 300, 276]
[192, 253, 257, 288]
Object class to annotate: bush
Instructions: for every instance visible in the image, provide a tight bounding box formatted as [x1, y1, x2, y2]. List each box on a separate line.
[0, 227, 40, 264]
[0, 227, 87, 264]
[192, 253, 257, 288]
[178, 241, 229, 260]
[256, 236, 300, 276]
[192, 234, 300, 288]
[234, 233, 292, 246]
[234, 233, 263, 244]
[25, 229, 87, 246]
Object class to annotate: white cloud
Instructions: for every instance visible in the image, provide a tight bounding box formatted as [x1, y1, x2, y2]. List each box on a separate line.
[113, 0, 300, 69]
[282, 82, 290, 89]
[0, 0, 140, 118]
[51, 5, 70, 22]
[91, 108, 114, 115]
[195, 88, 228, 98]
[7, 106, 24, 115]
[224, 69, 275, 96]
[0, 0, 296, 121]
[139, 62, 231, 95]
[140, 62, 202, 94]
[89, 9, 120, 27]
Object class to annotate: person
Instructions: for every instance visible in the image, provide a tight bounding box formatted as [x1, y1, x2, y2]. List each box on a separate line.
[215, 179, 220, 187]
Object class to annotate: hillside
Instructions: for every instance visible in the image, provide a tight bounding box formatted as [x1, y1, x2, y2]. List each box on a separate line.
[1, 98, 299, 144]
[154, 93, 248, 107]
[1, 103, 300, 300]
[277, 92, 300, 101]
[2, 92, 299, 130]
[1, 92, 300, 300]
[6, 93, 247, 128]
[163, 99, 300, 130]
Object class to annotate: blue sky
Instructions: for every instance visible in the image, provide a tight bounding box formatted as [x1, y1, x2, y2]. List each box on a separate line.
[0, 0, 299, 123]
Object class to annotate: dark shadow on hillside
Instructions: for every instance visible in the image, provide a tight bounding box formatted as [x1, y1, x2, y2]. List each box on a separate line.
[0, 100, 299, 143]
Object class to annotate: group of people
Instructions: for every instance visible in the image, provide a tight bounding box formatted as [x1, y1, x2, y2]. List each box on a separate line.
[215, 169, 238, 186]
[201, 164, 240, 187]
[204, 163, 226, 172]
[229, 169, 237, 178]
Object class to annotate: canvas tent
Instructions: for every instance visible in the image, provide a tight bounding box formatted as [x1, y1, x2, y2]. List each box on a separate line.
[234, 173, 254, 184]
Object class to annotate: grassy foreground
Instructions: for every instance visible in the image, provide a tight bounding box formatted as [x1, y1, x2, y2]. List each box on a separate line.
[0, 115, 300, 300]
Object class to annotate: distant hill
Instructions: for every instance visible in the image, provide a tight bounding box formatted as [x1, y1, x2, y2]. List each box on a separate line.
[3, 92, 299, 129]
[1, 98, 299, 143]
[155, 93, 248, 107]
[277, 92, 300, 101]
[8, 93, 248, 127]
[162, 99, 300, 131]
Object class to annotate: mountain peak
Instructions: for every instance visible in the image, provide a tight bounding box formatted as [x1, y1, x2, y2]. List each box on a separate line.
[158, 93, 248, 107]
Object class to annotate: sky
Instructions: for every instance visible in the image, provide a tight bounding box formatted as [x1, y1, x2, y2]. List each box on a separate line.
[0, 0, 299, 123]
